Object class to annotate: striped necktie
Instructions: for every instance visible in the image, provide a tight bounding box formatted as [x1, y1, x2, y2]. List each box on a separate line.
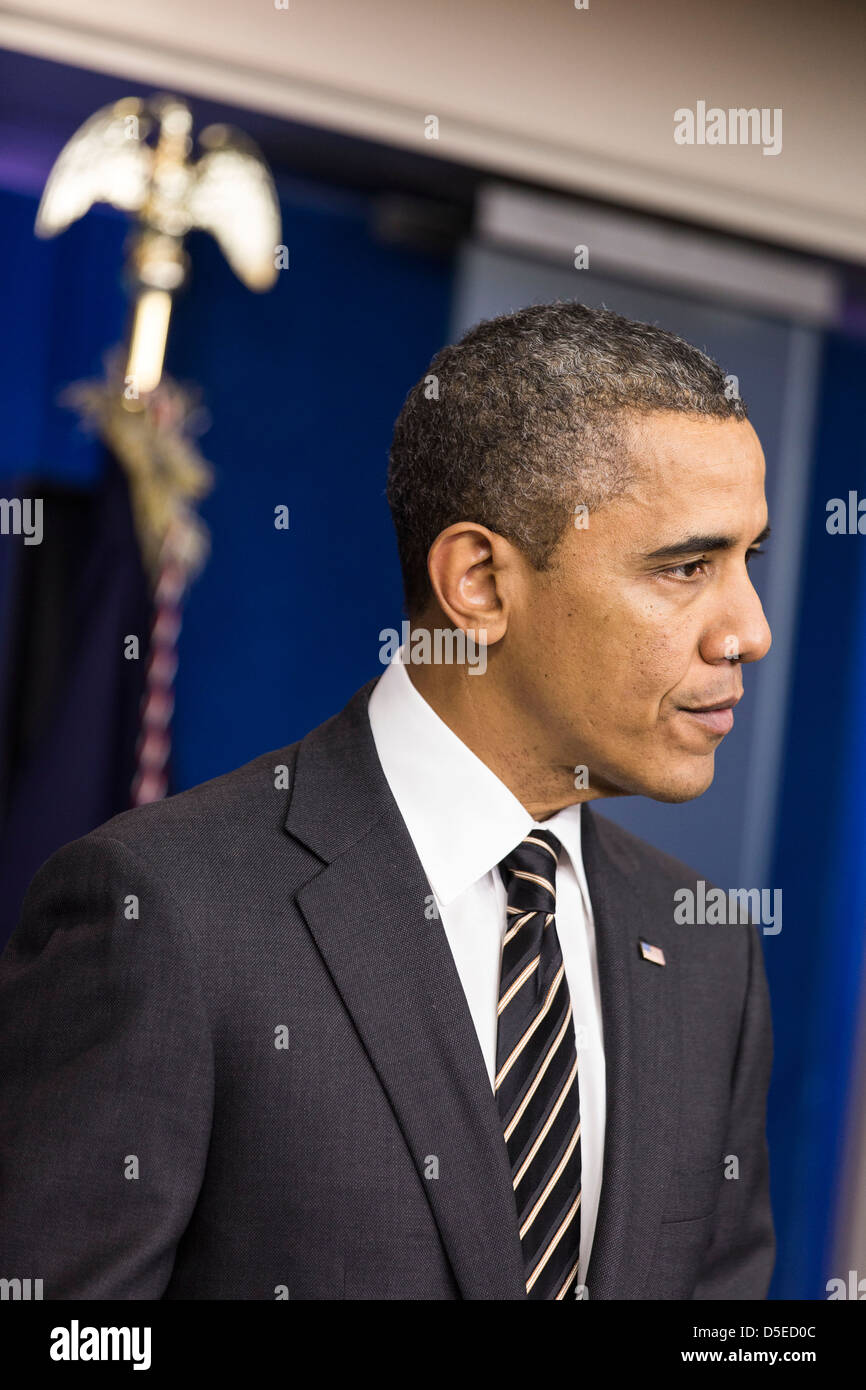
[495, 829, 582, 1300]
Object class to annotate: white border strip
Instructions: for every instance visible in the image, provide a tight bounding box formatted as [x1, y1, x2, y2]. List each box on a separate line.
[476, 185, 841, 326]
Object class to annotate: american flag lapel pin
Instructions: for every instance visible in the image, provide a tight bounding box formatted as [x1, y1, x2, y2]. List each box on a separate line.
[639, 939, 666, 967]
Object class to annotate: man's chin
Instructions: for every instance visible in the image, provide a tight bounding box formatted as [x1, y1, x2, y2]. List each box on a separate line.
[586, 750, 715, 803]
[645, 753, 716, 803]
[603, 750, 716, 803]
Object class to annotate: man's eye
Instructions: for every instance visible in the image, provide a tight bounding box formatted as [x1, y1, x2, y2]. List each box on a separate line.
[663, 559, 708, 580]
[662, 547, 766, 581]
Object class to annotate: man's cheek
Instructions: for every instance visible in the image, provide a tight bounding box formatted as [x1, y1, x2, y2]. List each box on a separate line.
[623, 643, 681, 711]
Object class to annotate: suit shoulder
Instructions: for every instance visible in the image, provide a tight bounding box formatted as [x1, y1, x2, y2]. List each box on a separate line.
[23, 677, 381, 902]
[69, 742, 302, 871]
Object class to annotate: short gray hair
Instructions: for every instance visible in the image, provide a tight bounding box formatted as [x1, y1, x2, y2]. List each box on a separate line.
[386, 299, 747, 616]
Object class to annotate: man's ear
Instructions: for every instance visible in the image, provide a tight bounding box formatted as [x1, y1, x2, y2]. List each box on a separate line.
[426, 523, 511, 642]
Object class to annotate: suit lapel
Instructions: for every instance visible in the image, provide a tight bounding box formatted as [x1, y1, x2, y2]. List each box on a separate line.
[284, 677, 681, 1301]
[579, 803, 681, 1300]
[286, 678, 527, 1299]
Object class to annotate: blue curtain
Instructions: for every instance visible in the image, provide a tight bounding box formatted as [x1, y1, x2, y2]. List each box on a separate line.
[165, 193, 451, 786]
[767, 332, 866, 1298]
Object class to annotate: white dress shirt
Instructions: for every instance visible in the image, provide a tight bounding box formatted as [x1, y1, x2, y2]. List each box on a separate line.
[367, 649, 606, 1285]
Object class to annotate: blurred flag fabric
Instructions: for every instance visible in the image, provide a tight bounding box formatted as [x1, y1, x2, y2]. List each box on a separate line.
[0, 188, 151, 949]
[0, 453, 151, 947]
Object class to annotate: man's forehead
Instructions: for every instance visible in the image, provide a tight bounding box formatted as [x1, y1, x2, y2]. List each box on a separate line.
[622, 410, 764, 479]
[586, 414, 768, 556]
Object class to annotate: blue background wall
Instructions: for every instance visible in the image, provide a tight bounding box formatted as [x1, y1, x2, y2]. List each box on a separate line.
[167, 190, 452, 784]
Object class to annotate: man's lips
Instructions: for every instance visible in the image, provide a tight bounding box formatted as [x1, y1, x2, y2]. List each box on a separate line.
[677, 694, 741, 735]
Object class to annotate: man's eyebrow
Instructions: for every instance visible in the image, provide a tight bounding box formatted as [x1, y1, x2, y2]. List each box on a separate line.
[638, 522, 771, 563]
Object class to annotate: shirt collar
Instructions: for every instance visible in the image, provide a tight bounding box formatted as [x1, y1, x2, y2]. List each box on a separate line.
[367, 649, 585, 906]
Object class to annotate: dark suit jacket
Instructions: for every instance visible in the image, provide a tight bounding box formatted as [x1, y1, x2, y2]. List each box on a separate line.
[0, 675, 775, 1299]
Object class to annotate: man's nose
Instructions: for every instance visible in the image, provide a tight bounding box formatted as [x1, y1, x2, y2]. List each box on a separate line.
[702, 572, 772, 665]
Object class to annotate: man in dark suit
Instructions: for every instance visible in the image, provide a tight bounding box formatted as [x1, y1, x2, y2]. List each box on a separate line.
[0, 301, 775, 1299]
